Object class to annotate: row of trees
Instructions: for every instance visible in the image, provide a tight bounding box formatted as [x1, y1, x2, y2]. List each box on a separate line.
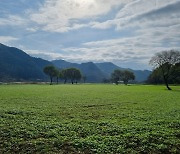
[43, 50, 180, 90]
[43, 66, 84, 84]
[109, 49, 180, 90]
[44, 65, 135, 85]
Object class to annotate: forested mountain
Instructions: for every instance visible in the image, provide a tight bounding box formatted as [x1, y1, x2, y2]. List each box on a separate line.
[53, 60, 151, 82]
[96, 62, 151, 82]
[0, 43, 151, 82]
[0, 43, 51, 81]
[52, 60, 106, 82]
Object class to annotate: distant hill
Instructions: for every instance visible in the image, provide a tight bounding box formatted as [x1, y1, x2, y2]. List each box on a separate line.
[0, 43, 151, 82]
[0, 43, 52, 81]
[96, 62, 151, 82]
[52, 60, 106, 82]
[95, 62, 123, 76]
[52, 60, 151, 82]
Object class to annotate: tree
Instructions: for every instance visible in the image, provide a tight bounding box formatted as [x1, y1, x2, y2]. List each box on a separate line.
[147, 62, 180, 85]
[149, 50, 180, 90]
[122, 70, 135, 85]
[61, 68, 82, 84]
[58, 71, 63, 84]
[54, 69, 61, 84]
[146, 68, 163, 84]
[170, 63, 180, 84]
[43, 65, 57, 85]
[111, 69, 135, 85]
[61, 69, 68, 84]
[111, 69, 123, 85]
[103, 78, 111, 83]
[82, 76, 87, 83]
[73, 69, 82, 84]
[66, 68, 82, 84]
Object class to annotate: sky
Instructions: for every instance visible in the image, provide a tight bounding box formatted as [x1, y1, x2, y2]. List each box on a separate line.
[0, 0, 180, 70]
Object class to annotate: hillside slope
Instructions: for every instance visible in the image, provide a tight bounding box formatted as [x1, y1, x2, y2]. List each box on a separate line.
[52, 60, 151, 82]
[96, 62, 151, 82]
[52, 60, 107, 82]
[0, 43, 51, 81]
[0, 43, 151, 82]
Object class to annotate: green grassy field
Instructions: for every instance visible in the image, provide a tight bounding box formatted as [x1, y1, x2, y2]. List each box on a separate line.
[0, 84, 180, 153]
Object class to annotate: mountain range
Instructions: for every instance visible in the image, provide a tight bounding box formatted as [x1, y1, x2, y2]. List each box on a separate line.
[0, 43, 151, 82]
[0, 43, 51, 81]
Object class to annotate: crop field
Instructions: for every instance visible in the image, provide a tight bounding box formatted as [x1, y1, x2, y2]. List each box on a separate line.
[0, 84, 180, 153]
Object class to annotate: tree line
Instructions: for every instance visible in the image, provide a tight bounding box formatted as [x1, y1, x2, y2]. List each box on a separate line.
[43, 66, 85, 85]
[43, 65, 135, 85]
[110, 49, 180, 90]
[43, 50, 180, 90]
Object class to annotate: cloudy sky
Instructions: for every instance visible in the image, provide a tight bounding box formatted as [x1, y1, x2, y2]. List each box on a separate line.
[0, 0, 180, 70]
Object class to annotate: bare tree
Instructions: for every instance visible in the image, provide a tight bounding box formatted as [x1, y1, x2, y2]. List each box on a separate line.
[149, 50, 180, 90]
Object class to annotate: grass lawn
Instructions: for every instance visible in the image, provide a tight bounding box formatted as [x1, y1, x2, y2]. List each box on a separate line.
[0, 84, 180, 153]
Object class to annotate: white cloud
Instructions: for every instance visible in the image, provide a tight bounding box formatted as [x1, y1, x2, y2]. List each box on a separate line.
[115, 0, 177, 19]
[1, 0, 179, 69]
[29, 0, 180, 33]
[25, 49, 83, 61]
[0, 36, 18, 44]
[0, 15, 26, 26]
[59, 20, 180, 69]
[30, 0, 130, 32]
[26, 27, 38, 32]
[90, 0, 180, 31]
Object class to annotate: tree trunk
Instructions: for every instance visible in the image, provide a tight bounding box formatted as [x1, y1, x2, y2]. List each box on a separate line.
[161, 66, 171, 90]
[57, 77, 58, 84]
[50, 77, 53, 85]
[124, 80, 128, 85]
[165, 79, 172, 90]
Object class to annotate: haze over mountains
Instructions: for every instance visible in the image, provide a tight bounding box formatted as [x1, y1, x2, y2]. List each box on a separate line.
[0, 43, 151, 82]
